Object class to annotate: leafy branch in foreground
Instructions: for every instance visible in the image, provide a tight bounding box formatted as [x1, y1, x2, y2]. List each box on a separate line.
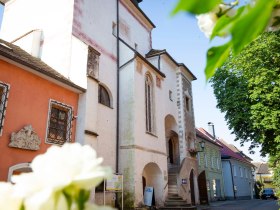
[173, 0, 279, 80]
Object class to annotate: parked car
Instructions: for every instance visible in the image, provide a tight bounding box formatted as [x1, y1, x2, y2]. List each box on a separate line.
[261, 188, 278, 200]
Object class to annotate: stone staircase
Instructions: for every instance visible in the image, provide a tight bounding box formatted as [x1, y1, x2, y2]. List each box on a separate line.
[159, 168, 197, 210]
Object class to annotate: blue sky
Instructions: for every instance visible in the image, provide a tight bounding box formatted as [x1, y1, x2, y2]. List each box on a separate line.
[0, 2, 265, 161]
[140, 0, 266, 162]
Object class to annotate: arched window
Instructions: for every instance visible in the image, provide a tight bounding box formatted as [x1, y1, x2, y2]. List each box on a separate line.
[145, 74, 155, 133]
[99, 85, 111, 107]
[8, 163, 32, 182]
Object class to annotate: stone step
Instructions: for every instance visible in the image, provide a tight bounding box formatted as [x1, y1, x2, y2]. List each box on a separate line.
[159, 207, 197, 210]
[166, 196, 183, 201]
[165, 200, 189, 206]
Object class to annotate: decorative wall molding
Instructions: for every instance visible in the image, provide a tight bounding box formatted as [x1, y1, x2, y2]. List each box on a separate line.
[9, 125, 41, 150]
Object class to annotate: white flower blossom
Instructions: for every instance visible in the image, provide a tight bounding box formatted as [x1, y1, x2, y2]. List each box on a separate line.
[11, 143, 112, 210]
[197, 13, 218, 38]
[0, 182, 22, 210]
[197, 4, 236, 38]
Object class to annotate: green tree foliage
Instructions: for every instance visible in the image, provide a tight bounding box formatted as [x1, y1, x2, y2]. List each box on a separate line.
[269, 153, 280, 201]
[210, 31, 280, 156]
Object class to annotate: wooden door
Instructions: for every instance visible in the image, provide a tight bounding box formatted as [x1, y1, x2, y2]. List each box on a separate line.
[190, 169, 196, 205]
[198, 171, 209, 204]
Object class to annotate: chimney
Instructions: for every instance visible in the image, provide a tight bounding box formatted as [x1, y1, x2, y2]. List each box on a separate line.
[208, 122, 216, 139]
[12, 29, 43, 58]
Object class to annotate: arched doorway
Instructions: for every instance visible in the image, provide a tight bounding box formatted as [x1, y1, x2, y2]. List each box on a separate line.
[165, 115, 179, 168]
[142, 163, 164, 206]
[190, 169, 196, 205]
[198, 171, 208, 204]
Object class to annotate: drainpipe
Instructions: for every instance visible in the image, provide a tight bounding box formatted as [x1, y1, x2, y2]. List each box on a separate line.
[227, 160, 236, 199]
[116, 0, 120, 174]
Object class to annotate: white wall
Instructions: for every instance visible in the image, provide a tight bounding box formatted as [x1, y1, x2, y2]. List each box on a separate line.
[1, 0, 75, 78]
[222, 160, 234, 198]
[119, 1, 152, 55]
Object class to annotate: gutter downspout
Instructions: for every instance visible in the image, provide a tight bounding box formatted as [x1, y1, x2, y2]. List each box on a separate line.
[228, 160, 236, 199]
[116, 0, 120, 174]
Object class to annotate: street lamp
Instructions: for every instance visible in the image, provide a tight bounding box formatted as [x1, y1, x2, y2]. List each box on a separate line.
[197, 141, 205, 152]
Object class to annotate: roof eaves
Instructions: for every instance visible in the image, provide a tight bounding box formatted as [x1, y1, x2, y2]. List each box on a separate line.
[146, 49, 197, 80]
[119, 38, 165, 78]
[136, 51, 165, 78]
[130, 0, 156, 28]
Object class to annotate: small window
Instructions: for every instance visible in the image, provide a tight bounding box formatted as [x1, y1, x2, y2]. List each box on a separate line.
[0, 82, 9, 136]
[99, 85, 111, 107]
[204, 153, 208, 167]
[185, 97, 190, 111]
[46, 100, 73, 145]
[197, 152, 200, 166]
[216, 157, 220, 170]
[112, 22, 117, 36]
[232, 165, 236, 176]
[169, 90, 173, 101]
[239, 167, 243, 177]
[87, 46, 100, 79]
[211, 156, 214, 168]
[145, 74, 155, 133]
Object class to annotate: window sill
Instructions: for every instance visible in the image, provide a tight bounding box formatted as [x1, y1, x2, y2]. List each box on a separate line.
[146, 131, 158, 138]
[98, 102, 113, 109]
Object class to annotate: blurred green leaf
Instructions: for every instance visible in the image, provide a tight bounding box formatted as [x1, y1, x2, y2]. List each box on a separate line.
[231, 0, 275, 54]
[205, 42, 231, 80]
[211, 6, 245, 39]
[172, 0, 221, 15]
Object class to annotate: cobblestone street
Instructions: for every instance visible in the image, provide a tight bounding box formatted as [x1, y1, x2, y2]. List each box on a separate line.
[197, 199, 279, 210]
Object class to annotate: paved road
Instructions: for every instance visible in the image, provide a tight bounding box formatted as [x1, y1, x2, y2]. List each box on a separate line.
[197, 199, 279, 210]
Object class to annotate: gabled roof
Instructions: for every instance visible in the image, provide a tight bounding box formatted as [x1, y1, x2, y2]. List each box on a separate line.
[253, 162, 271, 174]
[196, 128, 222, 148]
[0, 39, 85, 93]
[119, 38, 166, 78]
[217, 138, 254, 166]
[146, 48, 197, 80]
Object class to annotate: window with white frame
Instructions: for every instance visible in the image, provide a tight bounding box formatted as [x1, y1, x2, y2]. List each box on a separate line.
[0, 82, 9, 136]
[204, 153, 208, 167]
[216, 157, 220, 170]
[211, 156, 214, 168]
[197, 152, 201, 166]
[145, 74, 155, 133]
[245, 168, 248, 178]
[232, 165, 236, 176]
[239, 167, 243, 177]
[46, 100, 73, 145]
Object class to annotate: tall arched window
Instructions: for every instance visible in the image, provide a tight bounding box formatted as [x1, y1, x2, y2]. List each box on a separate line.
[145, 74, 154, 133]
[99, 85, 111, 107]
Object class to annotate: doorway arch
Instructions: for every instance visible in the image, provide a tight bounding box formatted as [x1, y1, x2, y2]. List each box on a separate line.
[142, 162, 164, 206]
[198, 171, 208, 204]
[190, 169, 196, 205]
[165, 115, 179, 167]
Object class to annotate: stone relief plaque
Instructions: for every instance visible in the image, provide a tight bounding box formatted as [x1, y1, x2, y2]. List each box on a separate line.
[9, 125, 41, 150]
